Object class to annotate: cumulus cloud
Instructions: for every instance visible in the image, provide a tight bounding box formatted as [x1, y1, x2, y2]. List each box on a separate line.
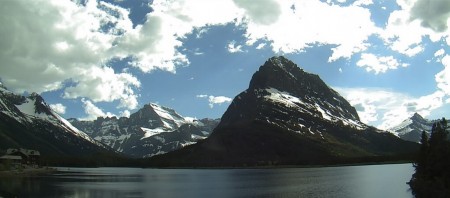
[379, 0, 449, 57]
[336, 87, 446, 130]
[410, 0, 450, 32]
[0, 0, 239, 110]
[63, 66, 140, 109]
[81, 98, 116, 120]
[0, 0, 144, 109]
[196, 94, 232, 108]
[49, 103, 67, 115]
[241, 0, 379, 62]
[356, 53, 409, 74]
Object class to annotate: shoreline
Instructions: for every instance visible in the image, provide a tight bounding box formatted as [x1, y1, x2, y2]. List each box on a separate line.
[0, 167, 57, 177]
[145, 160, 414, 170]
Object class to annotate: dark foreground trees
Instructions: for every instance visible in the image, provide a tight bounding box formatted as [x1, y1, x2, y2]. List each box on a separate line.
[409, 118, 450, 197]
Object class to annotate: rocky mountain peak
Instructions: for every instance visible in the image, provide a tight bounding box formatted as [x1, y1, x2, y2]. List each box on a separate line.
[388, 113, 434, 143]
[249, 56, 304, 91]
[411, 113, 426, 122]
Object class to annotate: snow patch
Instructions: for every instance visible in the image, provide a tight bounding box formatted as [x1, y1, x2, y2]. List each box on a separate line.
[150, 103, 186, 128]
[264, 88, 305, 108]
[141, 127, 169, 139]
[315, 103, 332, 121]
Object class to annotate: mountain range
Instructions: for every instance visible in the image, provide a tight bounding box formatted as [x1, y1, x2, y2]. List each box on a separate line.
[0, 83, 219, 160]
[69, 104, 219, 158]
[149, 56, 419, 167]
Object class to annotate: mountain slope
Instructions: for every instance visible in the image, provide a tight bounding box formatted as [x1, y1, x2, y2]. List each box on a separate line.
[70, 104, 219, 158]
[149, 56, 418, 167]
[388, 113, 435, 143]
[0, 85, 107, 157]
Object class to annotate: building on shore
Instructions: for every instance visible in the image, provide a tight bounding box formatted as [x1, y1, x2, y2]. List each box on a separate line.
[0, 148, 40, 166]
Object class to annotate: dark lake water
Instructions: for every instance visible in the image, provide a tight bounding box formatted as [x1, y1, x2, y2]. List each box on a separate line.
[0, 163, 414, 198]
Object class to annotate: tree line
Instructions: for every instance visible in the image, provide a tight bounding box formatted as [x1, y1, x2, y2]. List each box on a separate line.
[409, 118, 450, 197]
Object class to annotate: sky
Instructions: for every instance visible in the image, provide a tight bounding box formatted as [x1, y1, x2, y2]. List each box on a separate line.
[1, 0, 450, 130]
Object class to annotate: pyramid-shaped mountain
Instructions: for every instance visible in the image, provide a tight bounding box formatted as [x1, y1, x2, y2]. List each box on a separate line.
[149, 56, 418, 167]
[389, 113, 435, 143]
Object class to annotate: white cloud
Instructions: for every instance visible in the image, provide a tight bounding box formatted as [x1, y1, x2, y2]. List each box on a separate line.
[435, 49, 446, 57]
[197, 94, 232, 108]
[0, 0, 241, 110]
[49, 103, 67, 115]
[353, 0, 373, 6]
[81, 98, 116, 120]
[256, 43, 266, 49]
[414, 91, 446, 116]
[240, 0, 379, 62]
[336, 87, 446, 130]
[356, 53, 409, 74]
[436, 55, 450, 95]
[120, 110, 131, 118]
[0, 0, 143, 109]
[196, 94, 208, 98]
[63, 66, 140, 110]
[227, 41, 244, 53]
[379, 0, 450, 57]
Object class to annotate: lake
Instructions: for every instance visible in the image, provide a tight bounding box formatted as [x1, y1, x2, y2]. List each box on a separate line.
[0, 163, 413, 198]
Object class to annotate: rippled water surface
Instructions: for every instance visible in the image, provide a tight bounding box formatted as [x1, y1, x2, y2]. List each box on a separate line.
[0, 163, 414, 198]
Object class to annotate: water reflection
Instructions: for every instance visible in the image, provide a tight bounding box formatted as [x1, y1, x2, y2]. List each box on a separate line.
[0, 164, 413, 198]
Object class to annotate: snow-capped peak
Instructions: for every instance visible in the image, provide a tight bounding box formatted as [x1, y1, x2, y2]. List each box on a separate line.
[388, 112, 435, 142]
[149, 103, 186, 129]
[0, 88, 102, 146]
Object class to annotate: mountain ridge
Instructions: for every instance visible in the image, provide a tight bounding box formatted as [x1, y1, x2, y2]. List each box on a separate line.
[70, 103, 219, 158]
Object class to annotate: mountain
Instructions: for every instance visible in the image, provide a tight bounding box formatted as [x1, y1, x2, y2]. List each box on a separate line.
[388, 113, 435, 143]
[149, 56, 418, 167]
[69, 103, 219, 158]
[0, 85, 107, 157]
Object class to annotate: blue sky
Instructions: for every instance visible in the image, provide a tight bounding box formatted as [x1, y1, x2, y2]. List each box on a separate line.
[1, 0, 450, 130]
